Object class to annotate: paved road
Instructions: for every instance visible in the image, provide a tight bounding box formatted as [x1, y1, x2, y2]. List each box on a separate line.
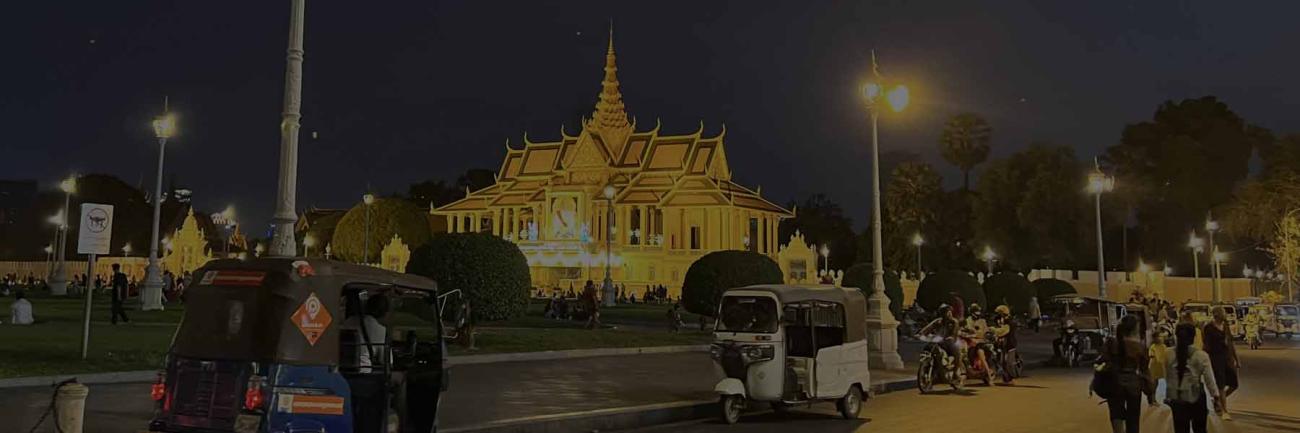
[629, 338, 1300, 433]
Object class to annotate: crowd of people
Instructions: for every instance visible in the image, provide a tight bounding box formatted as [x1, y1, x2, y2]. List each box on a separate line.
[0, 267, 196, 326]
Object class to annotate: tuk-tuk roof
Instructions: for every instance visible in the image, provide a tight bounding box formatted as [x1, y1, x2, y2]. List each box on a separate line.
[727, 284, 867, 342]
[171, 258, 438, 365]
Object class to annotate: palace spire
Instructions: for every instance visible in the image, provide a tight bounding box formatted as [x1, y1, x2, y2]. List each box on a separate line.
[591, 23, 630, 130]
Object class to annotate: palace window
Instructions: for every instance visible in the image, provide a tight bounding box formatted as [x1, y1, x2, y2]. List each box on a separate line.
[690, 226, 701, 250]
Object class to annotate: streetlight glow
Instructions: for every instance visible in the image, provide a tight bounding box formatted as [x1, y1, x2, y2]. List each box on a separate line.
[886, 85, 909, 112]
[603, 185, 616, 200]
[1137, 261, 1151, 273]
[48, 211, 64, 226]
[44, 245, 53, 254]
[122, 243, 132, 255]
[1188, 233, 1204, 251]
[911, 233, 924, 246]
[363, 193, 376, 206]
[982, 245, 997, 262]
[1086, 170, 1114, 194]
[153, 113, 177, 139]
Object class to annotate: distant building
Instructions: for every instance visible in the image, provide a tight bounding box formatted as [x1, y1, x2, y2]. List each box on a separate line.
[433, 34, 792, 294]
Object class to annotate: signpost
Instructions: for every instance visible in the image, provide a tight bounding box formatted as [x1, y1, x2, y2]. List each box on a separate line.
[77, 203, 113, 360]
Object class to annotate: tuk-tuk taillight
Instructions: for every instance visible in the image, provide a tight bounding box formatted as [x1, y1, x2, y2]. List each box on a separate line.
[150, 372, 166, 401]
[244, 376, 266, 411]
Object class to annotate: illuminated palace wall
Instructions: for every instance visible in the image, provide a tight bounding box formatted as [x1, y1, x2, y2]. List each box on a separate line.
[434, 35, 792, 296]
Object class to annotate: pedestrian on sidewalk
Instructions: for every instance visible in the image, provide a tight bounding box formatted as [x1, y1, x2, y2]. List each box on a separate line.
[110, 264, 130, 324]
[1027, 296, 1042, 333]
[1165, 323, 1222, 433]
[1203, 307, 1239, 421]
[1097, 315, 1155, 433]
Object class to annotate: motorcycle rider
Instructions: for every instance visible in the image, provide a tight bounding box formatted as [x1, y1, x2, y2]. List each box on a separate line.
[964, 304, 991, 374]
[918, 304, 963, 368]
[991, 305, 1017, 383]
[1244, 309, 1261, 348]
[1053, 314, 1080, 362]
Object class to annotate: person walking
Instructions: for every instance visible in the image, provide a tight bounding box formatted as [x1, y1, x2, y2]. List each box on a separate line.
[110, 263, 130, 325]
[1203, 306, 1240, 420]
[1165, 323, 1223, 433]
[1098, 315, 1155, 433]
[582, 280, 601, 329]
[1027, 296, 1042, 333]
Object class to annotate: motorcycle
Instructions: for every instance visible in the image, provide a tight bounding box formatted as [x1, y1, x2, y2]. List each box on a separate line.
[1246, 322, 1261, 350]
[1060, 327, 1084, 368]
[987, 331, 1022, 383]
[916, 334, 964, 393]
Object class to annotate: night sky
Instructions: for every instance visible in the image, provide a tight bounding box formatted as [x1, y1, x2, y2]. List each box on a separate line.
[5, 1, 1299, 234]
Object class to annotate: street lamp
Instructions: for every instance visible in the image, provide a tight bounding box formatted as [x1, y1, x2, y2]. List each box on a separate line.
[122, 243, 132, 258]
[981, 245, 997, 276]
[363, 193, 376, 264]
[214, 206, 236, 258]
[254, 243, 265, 258]
[303, 234, 317, 257]
[1086, 160, 1114, 299]
[1137, 260, 1152, 291]
[49, 176, 76, 295]
[43, 244, 53, 281]
[861, 51, 908, 369]
[1188, 232, 1205, 301]
[1212, 248, 1227, 301]
[142, 107, 177, 311]
[911, 232, 925, 279]
[1205, 215, 1221, 301]
[819, 244, 831, 277]
[268, 0, 307, 257]
[602, 184, 618, 307]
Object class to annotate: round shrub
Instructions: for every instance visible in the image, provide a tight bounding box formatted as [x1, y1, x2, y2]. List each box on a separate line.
[407, 232, 530, 322]
[1031, 278, 1077, 302]
[916, 270, 985, 312]
[842, 264, 903, 317]
[332, 198, 432, 263]
[682, 251, 783, 317]
[983, 272, 1034, 314]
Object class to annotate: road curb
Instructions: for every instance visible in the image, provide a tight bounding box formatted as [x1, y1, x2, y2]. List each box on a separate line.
[444, 375, 917, 433]
[0, 370, 156, 389]
[447, 344, 708, 366]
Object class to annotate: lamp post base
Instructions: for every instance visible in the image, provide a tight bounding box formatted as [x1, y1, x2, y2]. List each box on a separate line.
[602, 276, 617, 307]
[865, 290, 904, 370]
[140, 258, 165, 311]
[49, 262, 68, 296]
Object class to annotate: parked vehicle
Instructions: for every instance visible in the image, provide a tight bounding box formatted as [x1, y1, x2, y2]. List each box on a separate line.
[1050, 295, 1124, 363]
[711, 285, 870, 424]
[1181, 302, 1213, 326]
[146, 258, 456, 433]
[1270, 304, 1300, 339]
[916, 334, 964, 393]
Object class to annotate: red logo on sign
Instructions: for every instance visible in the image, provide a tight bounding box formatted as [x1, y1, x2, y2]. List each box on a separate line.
[291, 292, 332, 346]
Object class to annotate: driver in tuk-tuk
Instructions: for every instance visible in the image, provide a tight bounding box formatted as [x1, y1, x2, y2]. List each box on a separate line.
[342, 292, 391, 431]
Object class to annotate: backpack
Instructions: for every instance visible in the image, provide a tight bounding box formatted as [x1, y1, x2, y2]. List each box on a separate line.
[1091, 361, 1120, 400]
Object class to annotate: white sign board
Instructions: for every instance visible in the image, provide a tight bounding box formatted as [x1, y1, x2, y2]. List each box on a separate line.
[77, 203, 114, 255]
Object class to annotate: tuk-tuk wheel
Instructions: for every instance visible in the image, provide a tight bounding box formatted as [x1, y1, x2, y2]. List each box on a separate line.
[837, 385, 863, 420]
[720, 395, 744, 424]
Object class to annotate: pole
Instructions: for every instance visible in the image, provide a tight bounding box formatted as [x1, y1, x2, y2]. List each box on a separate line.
[141, 135, 167, 311]
[50, 192, 72, 295]
[1094, 191, 1106, 299]
[986, 258, 993, 276]
[1192, 250, 1201, 301]
[268, 0, 306, 257]
[364, 204, 371, 264]
[603, 199, 615, 307]
[916, 243, 922, 279]
[865, 94, 902, 369]
[80, 253, 96, 359]
[1209, 233, 1219, 302]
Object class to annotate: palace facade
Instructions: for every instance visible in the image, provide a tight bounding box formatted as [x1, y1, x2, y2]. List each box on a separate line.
[433, 35, 792, 295]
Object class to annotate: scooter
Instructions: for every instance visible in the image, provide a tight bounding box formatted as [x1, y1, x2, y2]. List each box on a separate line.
[1246, 323, 1261, 350]
[916, 334, 964, 393]
[1060, 327, 1084, 367]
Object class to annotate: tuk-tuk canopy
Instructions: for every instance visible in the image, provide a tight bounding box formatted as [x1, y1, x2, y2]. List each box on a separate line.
[728, 284, 868, 342]
[171, 258, 438, 365]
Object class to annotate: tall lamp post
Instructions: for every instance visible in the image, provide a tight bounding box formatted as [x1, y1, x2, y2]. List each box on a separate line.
[268, 0, 307, 257]
[982, 245, 997, 276]
[363, 193, 375, 264]
[50, 176, 77, 296]
[1086, 159, 1115, 299]
[43, 245, 54, 281]
[911, 232, 924, 279]
[861, 51, 908, 370]
[1205, 216, 1221, 301]
[303, 234, 317, 258]
[819, 244, 831, 277]
[1212, 248, 1227, 301]
[602, 185, 618, 307]
[141, 111, 176, 311]
[1189, 232, 1205, 301]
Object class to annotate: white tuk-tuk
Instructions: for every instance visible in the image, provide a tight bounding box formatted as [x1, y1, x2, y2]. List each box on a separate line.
[711, 285, 870, 424]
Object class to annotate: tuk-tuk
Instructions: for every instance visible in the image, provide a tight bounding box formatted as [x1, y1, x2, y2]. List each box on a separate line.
[711, 285, 870, 424]
[147, 258, 455, 433]
[1271, 304, 1300, 339]
[1181, 302, 1213, 326]
[1050, 295, 1125, 359]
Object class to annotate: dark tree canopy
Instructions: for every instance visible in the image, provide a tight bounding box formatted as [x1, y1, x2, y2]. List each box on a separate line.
[332, 198, 432, 263]
[940, 112, 993, 191]
[916, 270, 984, 311]
[681, 251, 784, 316]
[778, 194, 856, 270]
[883, 162, 942, 273]
[982, 272, 1034, 314]
[841, 264, 903, 317]
[406, 168, 498, 208]
[1031, 278, 1077, 302]
[407, 232, 530, 322]
[974, 144, 1092, 270]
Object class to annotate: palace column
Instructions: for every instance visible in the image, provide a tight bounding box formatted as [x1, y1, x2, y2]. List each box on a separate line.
[447, 215, 455, 233]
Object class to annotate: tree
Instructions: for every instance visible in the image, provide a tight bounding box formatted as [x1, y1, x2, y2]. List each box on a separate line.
[974, 144, 1092, 270]
[1265, 210, 1300, 302]
[983, 272, 1035, 314]
[681, 251, 784, 316]
[915, 270, 983, 311]
[841, 264, 903, 317]
[1031, 278, 1076, 302]
[927, 190, 978, 271]
[455, 168, 497, 193]
[883, 162, 942, 272]
[407, 232, 531, 322]
[940, 113, 993, 191]
[332, 198, 433, 263]
[1102, 96, 1272, 264]
[778, 194, 857, 270]
[407, 168, 498, 209]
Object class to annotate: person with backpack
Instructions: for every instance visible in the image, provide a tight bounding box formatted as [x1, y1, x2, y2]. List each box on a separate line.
[1165, 323, 1222, 433]
[1094, 315, 1155, 433]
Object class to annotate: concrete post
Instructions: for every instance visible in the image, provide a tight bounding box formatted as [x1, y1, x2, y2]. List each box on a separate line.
[55, 383, 89, 433]
[269, 0, 307, 256]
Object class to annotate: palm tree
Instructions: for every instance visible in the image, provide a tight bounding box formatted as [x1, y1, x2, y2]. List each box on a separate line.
[940, 113, 993, 191]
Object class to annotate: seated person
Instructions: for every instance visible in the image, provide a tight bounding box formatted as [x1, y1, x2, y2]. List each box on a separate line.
[10, 290, 34, 325]
[342, 294, 389, 373]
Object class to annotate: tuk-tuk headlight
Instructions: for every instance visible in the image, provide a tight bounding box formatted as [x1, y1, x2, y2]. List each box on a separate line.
[741, 344, 775, 363]
[709, 344, 723, 361]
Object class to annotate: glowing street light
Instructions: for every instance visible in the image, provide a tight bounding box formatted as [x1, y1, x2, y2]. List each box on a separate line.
[142, 101, 177, 311]
[122, 243, 132, 258]
[303, 234, 317, 257]
[982, 245, 997, 276]
[49, 175, 77, 295]
[255, 243, 265, 257]
[1086, 159, 1114, 298]
[911, 232, 925, 278]
[819, 244, 831, 277]
[860, 50, 908, 369]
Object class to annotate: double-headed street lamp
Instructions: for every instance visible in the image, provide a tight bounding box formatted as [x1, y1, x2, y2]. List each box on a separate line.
[862, 51, 909, 370]
[1188, 232, 1205, 300]
[363, 193, 376, 264]
[1086, 160, 1115, 299]
[142, 109, 176, 311]
[911, 233, 925, 279]
[602, 184, 618, 307]
[50, 176, 76, 295]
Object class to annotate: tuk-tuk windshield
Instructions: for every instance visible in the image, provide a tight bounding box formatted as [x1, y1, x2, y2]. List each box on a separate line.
[717, 296, 778, 333]
[1279, 305, 1299, 317]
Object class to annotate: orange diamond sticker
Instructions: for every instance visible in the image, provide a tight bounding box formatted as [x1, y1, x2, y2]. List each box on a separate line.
[291, 292, 332, 346]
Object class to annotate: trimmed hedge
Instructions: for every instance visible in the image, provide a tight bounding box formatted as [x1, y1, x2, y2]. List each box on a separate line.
[841, 264, 903, 317]
[407, 232, 530, 322]
[332, 198, 432, 263]
[681, 251, 784, 316]
[1031, 278, 1077, 302]
[916, 270, 985, 311]
[983, 272, 1034, 314]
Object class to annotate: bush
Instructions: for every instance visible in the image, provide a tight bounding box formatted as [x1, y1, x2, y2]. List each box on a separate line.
[407, 232, 530, 322]
[332, 198, 433, 263]
[983, 272, 1034, 314]
[915, 270, 984, 311]
[1031, 278, 1076, 302]
[681, 251, 783, 316]
[841, 264, 903, 317]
